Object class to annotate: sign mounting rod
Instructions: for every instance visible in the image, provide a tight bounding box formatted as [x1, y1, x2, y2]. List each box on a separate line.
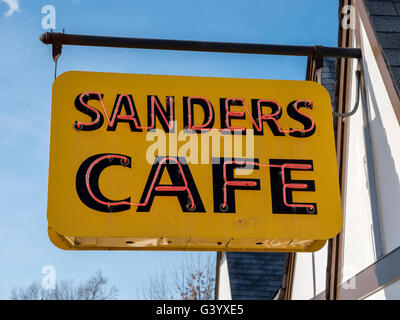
[39, 32, 361, 59]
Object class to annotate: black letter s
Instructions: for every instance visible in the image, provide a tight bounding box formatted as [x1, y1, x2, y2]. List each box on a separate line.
[287, 100, 316, 138]
[74, 92, 104, 131]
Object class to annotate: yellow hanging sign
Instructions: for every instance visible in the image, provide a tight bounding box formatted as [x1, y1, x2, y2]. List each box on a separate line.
[47, 71, 342, 252]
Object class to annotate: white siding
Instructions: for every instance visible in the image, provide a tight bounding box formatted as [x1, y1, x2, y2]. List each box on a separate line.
[341, 28, 377, 282]
[364, 280, 400, 300]
[359, 22, 400, 256]
[216, 252, 232, 300]
[291, 13, 400, 299]
[291, 252, 315, 300]
[342, 15, 400, 283]
[291, 242, 328, 299]
[314, 243, 328, 295]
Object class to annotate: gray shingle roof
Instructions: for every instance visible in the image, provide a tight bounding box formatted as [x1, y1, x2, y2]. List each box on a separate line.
[363, 0, 400, 96]
[321, 57, 337, 109]
[226, 252, 287, 300]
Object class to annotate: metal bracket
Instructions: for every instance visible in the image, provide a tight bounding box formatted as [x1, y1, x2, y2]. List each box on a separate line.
[332, 59, 362, 118]
[313, 45, 324, 70]
[52, 38, 62, 63]
[312, 45, 324, 85]
[51, 31, 63, 79]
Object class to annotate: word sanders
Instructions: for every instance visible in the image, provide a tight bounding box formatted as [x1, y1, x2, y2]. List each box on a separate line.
[73, 91, 316, 137]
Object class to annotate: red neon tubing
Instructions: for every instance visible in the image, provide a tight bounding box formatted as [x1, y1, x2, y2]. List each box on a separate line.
[85, 155, 195, 210]
[221, 160, 314, 211]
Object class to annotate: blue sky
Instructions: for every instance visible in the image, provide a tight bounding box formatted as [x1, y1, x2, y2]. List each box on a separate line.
[0, 0, 338, 299]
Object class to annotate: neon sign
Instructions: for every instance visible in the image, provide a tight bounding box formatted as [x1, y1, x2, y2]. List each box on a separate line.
[47, 71, 342, 252]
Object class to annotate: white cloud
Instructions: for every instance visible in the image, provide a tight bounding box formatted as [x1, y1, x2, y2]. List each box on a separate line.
[1, 0, 20, 16]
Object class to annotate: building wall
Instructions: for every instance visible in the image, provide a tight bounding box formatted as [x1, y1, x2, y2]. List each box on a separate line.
[290, 7, 400, 299]
[341, 12, 400, 297]
[359, 17, 400, 257]
[291, 242, 328, 299]
[340, 24, 377, 283]
[216, 252, 232, 300]
[364, 279, 400, 300]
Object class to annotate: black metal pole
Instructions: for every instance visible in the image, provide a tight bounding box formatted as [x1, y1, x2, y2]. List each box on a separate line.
[39, 32, 361, 59]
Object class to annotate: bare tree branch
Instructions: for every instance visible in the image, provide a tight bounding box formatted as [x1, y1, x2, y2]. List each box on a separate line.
[138, 253, 216, 300]
[10, 270, 118, 300]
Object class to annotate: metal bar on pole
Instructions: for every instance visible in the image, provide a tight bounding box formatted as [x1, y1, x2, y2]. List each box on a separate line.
[39, 32, 362, 59]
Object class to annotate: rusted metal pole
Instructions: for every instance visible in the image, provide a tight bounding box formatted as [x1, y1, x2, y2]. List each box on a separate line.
[39, 32, 362, 59]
